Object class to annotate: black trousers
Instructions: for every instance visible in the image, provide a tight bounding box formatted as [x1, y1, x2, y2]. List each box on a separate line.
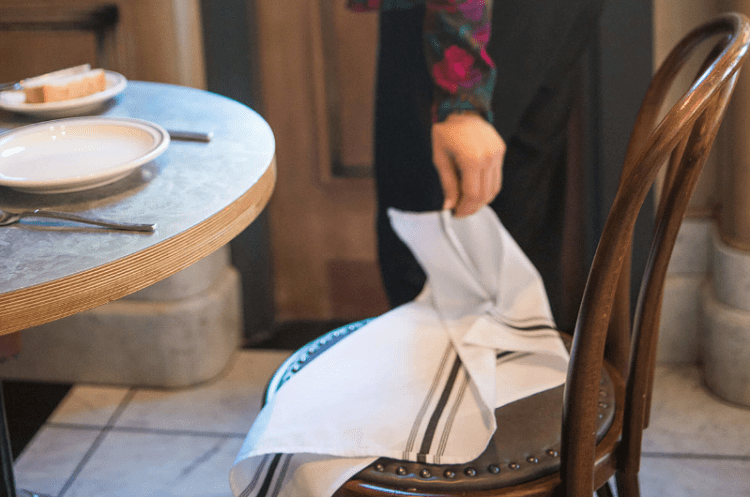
[374, 2, 603, 324]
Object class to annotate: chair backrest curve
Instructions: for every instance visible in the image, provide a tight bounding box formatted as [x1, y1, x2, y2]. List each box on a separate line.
[561, 12, 750, 497]
[623, 71, 738, 473]
[603, 20, 743, 379]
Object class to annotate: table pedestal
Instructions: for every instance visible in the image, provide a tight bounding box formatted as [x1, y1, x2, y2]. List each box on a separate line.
[0, 246, 241, 388]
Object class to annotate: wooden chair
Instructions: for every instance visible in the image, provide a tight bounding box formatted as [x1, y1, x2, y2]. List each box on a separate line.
[266, 12, 750, 497]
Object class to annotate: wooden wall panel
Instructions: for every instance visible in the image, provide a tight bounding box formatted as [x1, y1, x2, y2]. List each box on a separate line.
[255, 0, 389, 320]
[0, 31, 97, 83]
[0, 0, 206, 89]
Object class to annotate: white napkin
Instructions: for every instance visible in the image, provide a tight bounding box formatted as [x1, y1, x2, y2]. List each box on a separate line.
[230, 207, 569, 497]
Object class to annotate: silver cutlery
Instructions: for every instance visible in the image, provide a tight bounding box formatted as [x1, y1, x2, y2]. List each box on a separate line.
[0, 81, 21, 92]
[167, 129, 213, 143]
[0, 209, 155, 232]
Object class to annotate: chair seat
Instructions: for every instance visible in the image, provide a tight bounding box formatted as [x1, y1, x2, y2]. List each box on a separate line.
[265, 322, 618, 494]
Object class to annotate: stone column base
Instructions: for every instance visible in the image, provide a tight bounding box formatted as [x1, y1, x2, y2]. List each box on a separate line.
[700, 228, 750, 406]
[657, 274, 704, 363]
[701, 281, 750, 405]
[657, 218, 712, 363]
[0, 247, 242, 388]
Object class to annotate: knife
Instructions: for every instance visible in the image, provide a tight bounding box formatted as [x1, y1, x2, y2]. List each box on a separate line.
[167, 130, 213, 143]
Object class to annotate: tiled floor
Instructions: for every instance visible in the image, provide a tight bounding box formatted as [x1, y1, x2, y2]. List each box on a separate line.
[12, 354, 750, 497]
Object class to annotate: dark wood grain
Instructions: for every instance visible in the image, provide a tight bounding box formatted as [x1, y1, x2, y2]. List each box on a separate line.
[564, 12, 750, 497]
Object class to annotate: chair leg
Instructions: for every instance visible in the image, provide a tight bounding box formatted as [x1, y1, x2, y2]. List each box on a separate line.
[596, 481, 615, 497]
[615, 471, 641, 497]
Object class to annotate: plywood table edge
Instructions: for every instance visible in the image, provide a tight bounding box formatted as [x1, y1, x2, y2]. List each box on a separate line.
[0, 159, 276, 336]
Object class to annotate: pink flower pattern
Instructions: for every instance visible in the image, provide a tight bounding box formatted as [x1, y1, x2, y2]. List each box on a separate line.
[348, 0, 496, 123]
[433, 45, 483, 94]
[458, 1, 484, 21]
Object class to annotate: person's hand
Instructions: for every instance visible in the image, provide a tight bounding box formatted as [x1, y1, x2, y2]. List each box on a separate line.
[431, 112, 506, 217]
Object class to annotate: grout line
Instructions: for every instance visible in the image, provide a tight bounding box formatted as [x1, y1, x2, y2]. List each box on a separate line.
[45, 421, 248, 439]
[642, 452, 750, 461]
[56, 388, 138, 497]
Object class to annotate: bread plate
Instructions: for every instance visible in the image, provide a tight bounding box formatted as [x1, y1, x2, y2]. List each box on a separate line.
[0, 71, 127, 118]
[0, 117, 169, 193]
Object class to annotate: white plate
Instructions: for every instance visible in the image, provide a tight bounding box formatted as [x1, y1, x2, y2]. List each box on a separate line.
[0, 71, 127, 118]
[0, 117, 169, 193]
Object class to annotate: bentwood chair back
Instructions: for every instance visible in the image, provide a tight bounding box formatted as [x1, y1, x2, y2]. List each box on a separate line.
[266, 12, 750, 497]
[574, 11, 750, 496]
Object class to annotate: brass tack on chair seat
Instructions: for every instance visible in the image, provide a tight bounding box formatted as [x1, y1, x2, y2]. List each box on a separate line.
[349, 367, 617, 492]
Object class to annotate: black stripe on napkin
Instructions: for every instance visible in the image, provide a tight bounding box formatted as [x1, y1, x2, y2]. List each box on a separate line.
[435, 370, 470, 459]
[497, 351, 530, 364]
[506, 324, 558, 332]
[404, 344, 453, 457]
[240, 453, 292, 497]
[491, 314, 557, 332]
[239, 454, 272, 497]
[270, 454, 293, 497]
[256, 453, 283, 497]
[417, 355, 463, 462]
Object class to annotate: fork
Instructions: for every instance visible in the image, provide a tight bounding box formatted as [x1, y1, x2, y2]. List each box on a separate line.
[0, 81, 21, 92]
[0, 209, 155, 232]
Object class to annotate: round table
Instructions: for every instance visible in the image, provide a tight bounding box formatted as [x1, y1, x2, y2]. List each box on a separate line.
[0, 81, 276, 336]
[0, 82, 275, 497]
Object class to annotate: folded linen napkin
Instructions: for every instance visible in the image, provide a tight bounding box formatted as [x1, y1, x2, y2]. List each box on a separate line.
[230, 207, 569, 497]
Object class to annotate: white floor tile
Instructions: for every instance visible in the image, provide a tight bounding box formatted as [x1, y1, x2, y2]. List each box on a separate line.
[640, 456, 750, 497]
[61, 431, 244, 497]
[48, 385, 131, 426]
[113, 350, 290, 435]
[643, 364, 750, 456]
[14, 426, 101, 496]
[15, 356, 750, 497]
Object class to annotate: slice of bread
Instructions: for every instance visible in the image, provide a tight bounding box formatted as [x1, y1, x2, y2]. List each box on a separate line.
[24, 68, 107, 104]
[20, 64, 90, 88]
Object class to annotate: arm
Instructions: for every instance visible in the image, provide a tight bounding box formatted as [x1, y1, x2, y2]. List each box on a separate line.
[348, 0, 505, 216]
[425, 0, 506, 217]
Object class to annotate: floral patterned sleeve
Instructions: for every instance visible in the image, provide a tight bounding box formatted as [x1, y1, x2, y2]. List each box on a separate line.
[348, 0, 496, 123]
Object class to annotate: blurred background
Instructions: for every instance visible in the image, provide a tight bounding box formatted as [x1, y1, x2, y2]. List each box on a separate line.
[3, 0, 750, 363]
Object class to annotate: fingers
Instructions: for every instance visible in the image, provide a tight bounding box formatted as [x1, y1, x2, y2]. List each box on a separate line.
[453, 151, 502, 217]
[431, 113, 506, 217]
[492, 156, 503, 195]
[432, 148, 461, 211]
[453, 156, 484, 217]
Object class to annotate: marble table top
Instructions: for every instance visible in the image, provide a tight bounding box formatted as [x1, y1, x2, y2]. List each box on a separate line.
[0, 81, 276, 334]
